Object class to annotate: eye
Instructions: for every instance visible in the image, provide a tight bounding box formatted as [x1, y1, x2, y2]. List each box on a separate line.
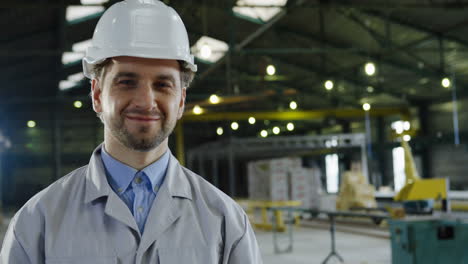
[118, 79, 137, 86]
[156, 81, 172, 89]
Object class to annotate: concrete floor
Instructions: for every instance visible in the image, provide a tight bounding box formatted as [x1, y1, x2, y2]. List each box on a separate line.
[0, 215, 391, 264]
[256, 222, 391, 264]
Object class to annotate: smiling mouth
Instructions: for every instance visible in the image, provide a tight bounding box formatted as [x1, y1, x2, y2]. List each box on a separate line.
[126, 115, 161, 122]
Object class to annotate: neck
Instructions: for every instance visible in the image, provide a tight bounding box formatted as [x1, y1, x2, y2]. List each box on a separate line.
[103, 129, 168, 170]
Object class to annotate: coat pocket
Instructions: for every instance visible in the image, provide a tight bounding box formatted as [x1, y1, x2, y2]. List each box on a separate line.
[46, 256, 117, 264]
[158, 247, 220, 264]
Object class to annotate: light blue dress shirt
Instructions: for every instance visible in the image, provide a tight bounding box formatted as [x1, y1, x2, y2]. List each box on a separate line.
[101, 147, 169, 233]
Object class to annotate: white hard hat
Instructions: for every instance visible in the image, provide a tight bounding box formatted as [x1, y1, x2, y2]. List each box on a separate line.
[82, 0, 197, 78]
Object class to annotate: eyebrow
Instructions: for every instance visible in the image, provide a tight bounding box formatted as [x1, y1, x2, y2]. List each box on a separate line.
[155, 74, 177, 85]
[112, 72, 139, 83]
[112, 72, 177, 85]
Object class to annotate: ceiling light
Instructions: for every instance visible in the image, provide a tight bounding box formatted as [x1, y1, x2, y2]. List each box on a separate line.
[324, 80, 334, 90]
[233, 0, 287, 22]
[289, 101, 297, 110]
[231, 122, 239, 130]
[260, 130, 268, 138]
[192, 36, 228, 63]
[419, 78, 429, 85]
[441, 77, 451, 88]
[362, 103, 371, 111]
[68, 72, 85, 82]
[367, 86, 374, 93]
[62, 39, 93, 65]
[27, 120, 36, 128]
[66, 6, 104, 22]
[272, 126, 280, 135]
[392, 121, 404, 134]
[193, 105, 203, 115]
[200, 44, 212, 59]
[209, 94, 220, 104]
[72, 39, 92, 52]
[80, 0, 109, 4]
[287, 123, 294, 131]
[248, 117, 256, 124]
[216, 127, 223, 135]
[364, 62, 376, 76]
[74, 101, 83, 108]
[266, 65, 276, 76]
[59, 80, 77, 91]
[403, 121, 411, 131]
[403, 135, 411, 142]
[62, 52, 84, 65]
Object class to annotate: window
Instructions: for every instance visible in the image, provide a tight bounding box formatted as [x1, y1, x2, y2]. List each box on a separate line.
[393, 147, 405, 192]
[325, 154, 339, 193]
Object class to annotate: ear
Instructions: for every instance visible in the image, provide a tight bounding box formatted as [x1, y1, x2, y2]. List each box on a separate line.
[177, 87, 187, 120]
[91, 79, 103, 114]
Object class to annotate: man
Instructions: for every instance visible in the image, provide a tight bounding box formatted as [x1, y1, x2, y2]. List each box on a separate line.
[0, 0, 262, 263]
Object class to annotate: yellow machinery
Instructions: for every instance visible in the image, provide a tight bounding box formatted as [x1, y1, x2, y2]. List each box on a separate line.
[237, 200, 302, 232]
[394, 141, 450, 211]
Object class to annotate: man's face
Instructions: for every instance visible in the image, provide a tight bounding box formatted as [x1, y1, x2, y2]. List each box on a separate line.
[92, 56, 186, 152]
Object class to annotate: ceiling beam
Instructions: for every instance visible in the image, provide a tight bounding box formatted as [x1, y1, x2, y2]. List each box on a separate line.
[271, 25, 468, 104]
[182, 107, 411, 122]
[337, 9, 441, 73]
[192, 0, 306, 88]
[362, 10, 468, 48]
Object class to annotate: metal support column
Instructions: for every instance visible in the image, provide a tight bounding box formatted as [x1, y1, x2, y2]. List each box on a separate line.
[376, 117, 386, 187]
[175, 122, 185, 166]
[363, 111, 372, 183]
[52, 99, 63, 181]
[187, 152, 194, 171]
[53, 2, 66, 181]
[228, 146, 236, 197]
[0, 152, 3, 209]
[212, 155, 219, 187]
[198, 155, 206, 178]
[419, 104, 431, 178]
[340, 121, 352, 171]
[451, 72, 460, 146]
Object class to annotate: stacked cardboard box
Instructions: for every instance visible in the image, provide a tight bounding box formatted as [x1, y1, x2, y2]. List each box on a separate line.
[289, 167, 323, 209]
[248, 158, 325, 210]
[247, 157, 301, 201]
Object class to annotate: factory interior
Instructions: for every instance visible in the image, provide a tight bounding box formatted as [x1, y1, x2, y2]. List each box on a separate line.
[1, 0, 468, 263]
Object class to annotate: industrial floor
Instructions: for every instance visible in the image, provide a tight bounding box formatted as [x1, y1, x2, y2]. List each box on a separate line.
[257, 220, 391, 264]
[0, 216, 391, 263]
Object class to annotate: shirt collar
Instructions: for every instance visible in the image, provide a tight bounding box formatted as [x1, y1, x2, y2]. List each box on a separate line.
[84, 144, 192, 204]
[101, 145, 170, 194]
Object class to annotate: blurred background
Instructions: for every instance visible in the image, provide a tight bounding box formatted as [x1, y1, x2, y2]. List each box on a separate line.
[1, 0, 468, 263]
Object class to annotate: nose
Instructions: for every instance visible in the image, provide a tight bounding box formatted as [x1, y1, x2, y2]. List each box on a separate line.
[132, 82, 157, 110]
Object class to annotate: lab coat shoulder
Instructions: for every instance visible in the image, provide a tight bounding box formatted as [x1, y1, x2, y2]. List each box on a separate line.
[178, 165, 262, 264]
[2, 165, 88, 263]
[16, 165, 88, 221]
[179, 165, 245, 228]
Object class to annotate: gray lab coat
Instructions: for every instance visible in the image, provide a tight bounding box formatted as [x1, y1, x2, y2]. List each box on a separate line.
[0, 145, 262, 263]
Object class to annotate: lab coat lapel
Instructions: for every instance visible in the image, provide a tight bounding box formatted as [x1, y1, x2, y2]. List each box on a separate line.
[85, 144, 140, 234]
[104, 191, 140, 234]
[139, 154, 192, 253]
